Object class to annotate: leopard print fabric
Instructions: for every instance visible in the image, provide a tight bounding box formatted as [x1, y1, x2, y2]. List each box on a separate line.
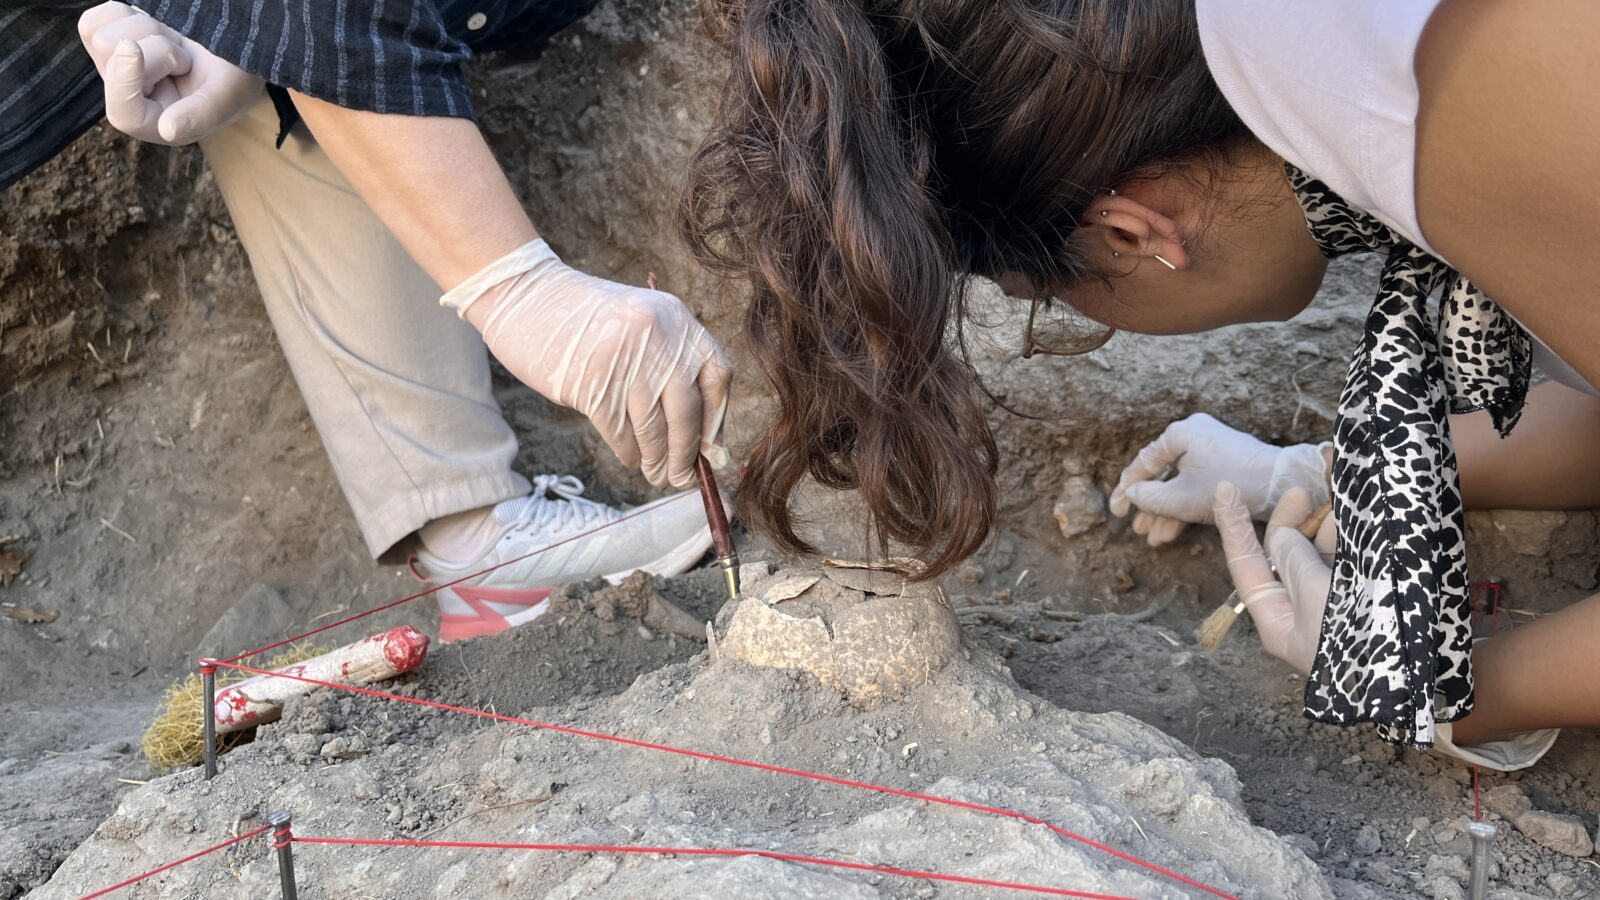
[1286, 167, 1531, 746]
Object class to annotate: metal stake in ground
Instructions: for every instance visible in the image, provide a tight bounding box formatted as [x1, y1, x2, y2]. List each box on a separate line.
[1467, 820, 1497, 900]
[270, 810, 299, 900]
[199, 659, 218, 779]
[695, 454, 740, 600]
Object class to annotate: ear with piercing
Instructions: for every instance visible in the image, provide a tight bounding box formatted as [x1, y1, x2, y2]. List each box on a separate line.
[1098, 189, 1185, 270]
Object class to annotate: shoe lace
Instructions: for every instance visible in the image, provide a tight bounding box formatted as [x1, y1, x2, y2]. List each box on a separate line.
[504, 474, 621, 536]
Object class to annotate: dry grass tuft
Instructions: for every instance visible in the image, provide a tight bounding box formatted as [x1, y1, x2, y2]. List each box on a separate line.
[141, 644, 327, 769]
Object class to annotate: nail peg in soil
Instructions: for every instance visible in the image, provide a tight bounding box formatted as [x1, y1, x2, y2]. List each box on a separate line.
[1467, 820, 1497, 900]
[270, 810, 299, 900]
[694, 454, 739, 601]
[199, 658, 218, 780]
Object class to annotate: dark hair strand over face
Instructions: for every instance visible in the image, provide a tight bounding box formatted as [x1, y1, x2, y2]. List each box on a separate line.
[680, 0, 1245, 578]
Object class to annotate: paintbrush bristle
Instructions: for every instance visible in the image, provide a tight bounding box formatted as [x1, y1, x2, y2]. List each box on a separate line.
[1195, 597, 1243, 652]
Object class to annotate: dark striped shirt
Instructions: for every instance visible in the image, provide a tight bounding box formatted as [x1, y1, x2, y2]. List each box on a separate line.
[1, 0, 598, 190]
[0, 3, 104, 189]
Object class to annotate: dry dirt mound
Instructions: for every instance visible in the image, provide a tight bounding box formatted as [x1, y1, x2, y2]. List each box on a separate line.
[35, 567, 1327, 899]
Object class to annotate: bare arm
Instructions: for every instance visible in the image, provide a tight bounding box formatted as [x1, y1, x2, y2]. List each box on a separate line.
[1453, 380, 1600, 512]
[1415, 0, 1600, 388]
[287, 91, 536, 291]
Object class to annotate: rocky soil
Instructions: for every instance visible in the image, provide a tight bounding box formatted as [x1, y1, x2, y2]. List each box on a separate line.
[3, 0, 1598, 897]
[33, 569, 1329, 900]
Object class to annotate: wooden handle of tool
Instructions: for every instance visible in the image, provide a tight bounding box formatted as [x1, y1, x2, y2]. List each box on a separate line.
[695, 455, 735, 560]
[1297, 501, 1333, 539]
[213, 626, 430, 733]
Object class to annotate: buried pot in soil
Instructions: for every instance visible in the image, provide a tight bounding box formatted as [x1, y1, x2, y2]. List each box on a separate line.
[35, 567, 1328, 899]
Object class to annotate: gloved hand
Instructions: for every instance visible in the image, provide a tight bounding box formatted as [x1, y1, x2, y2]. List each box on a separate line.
[1212, 483, 1335, 674]
[443, 239, 734, 489]
[79, 1, 263, 146]
[1109, 412, 1330, 546]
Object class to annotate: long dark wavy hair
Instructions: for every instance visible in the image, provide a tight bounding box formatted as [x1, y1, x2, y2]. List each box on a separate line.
[680, 0, 1249, 577]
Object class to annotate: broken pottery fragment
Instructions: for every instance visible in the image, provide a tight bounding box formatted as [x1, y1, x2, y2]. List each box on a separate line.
[718, 559, 961, 707]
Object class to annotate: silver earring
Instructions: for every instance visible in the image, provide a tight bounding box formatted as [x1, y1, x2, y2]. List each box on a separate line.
[1153, 254, 1177, 270]
[1100, 210, 1108, 217]
[1112, 251, 1121, 258]
[1109, 189, 1117, 197]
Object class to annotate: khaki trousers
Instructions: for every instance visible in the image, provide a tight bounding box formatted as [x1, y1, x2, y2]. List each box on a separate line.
[200, 98, 530, 558]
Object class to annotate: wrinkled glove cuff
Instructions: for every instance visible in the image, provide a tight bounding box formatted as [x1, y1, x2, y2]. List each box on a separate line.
[440, 238, 560, 319]
[1431, 721, 1559, 772]
[1265, 441, 1332, 514]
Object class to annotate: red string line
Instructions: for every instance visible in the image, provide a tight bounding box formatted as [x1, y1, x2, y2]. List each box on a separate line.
[1467, 579, 1505, 824]
[220, 487, 708, 664]
[292, 837, 1138, 899]
[76, 824, 272, 900]
[1473, 765, 1481, 823]
[213, 660, 1237, 900]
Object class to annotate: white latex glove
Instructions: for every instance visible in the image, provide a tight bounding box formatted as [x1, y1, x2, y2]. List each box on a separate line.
[1212, 483, 1336, 674]
[443, 239, 734, 489]
[1109, 412, 1330, 547]
[79, 1, 264, 146]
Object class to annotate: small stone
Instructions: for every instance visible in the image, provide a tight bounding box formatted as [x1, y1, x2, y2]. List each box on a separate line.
[1282, 833, 1319, 858]
[901, 742, 919, 759]
[1512, 809, 1595, 857]
[1423, 853, 1469, 881]
[1482, 784, 1532, 821]
[1354, 824, 1382, 855]
[1052, 475, 1107, 539]
[1361, 860, 1404, 889]
[281, 733, 320, 763]
[1547, 872, 1577, 895]
[321, 736, 367, 760]
[1417, 874, 1465, 900]
[1111, 566, 1135, 593]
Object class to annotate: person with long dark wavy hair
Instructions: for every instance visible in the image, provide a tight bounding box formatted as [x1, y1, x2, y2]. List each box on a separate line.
[680, 0, 1600, 771]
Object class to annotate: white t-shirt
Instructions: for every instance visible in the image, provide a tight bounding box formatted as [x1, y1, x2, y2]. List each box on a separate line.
[1196, 0, 1595, 396]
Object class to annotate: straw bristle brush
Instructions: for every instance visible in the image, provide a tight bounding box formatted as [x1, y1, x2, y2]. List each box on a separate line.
[1195, 500, 1331, 652]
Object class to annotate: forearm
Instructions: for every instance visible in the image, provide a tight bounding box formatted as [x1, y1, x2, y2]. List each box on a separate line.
[288, 91, 536, 290]
[1451, 590, 1600, 743]
[1453, 380, 1600, 511]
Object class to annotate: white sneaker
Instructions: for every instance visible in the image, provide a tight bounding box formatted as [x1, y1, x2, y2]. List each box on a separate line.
[418, 475, 714, 642]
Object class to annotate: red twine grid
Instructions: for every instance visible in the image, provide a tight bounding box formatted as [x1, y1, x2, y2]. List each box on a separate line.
[1467, 578, 1506, 825]
[76, 824, 272, 900]
[214, 658, 1239, 899]
[88, 473, 1239, 900]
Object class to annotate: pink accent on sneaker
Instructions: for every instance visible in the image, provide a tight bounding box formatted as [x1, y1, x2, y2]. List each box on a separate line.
[437, 583, 555, 644]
